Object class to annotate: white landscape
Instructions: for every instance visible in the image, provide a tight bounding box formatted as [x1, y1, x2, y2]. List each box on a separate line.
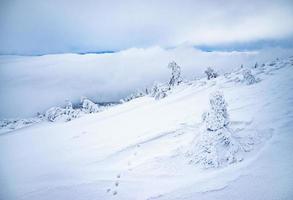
[1, 1, 293, 200]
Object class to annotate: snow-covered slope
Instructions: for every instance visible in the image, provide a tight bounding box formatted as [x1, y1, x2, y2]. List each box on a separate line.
[1, 58, 293, 200]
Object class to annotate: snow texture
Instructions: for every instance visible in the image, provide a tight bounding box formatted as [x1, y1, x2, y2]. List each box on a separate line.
[0, 56, 293, 200]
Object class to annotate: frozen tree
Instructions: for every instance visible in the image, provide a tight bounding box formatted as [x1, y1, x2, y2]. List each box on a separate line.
[242, 69, 257, 85]
[45, 107, 67, 122]
[45, 100, 79, 122]
[81, 97, 100, 113]
[189, 91, 243, 168]
[204, 67, 218, 80]
[150, 84, 159, 97]
[64, 100, 79, 120]
[202, 91, 229, 131]
[168, 61, 182, 88]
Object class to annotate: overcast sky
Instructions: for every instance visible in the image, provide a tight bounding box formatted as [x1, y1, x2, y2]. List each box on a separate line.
[1, 0, 293, 55]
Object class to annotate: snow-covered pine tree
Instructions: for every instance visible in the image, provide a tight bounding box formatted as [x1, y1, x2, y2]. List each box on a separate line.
[168, 61, 182, 88]
[203, 91, 229, 131]
[190, 91, 243, 168]
[204, 67, 218, 80]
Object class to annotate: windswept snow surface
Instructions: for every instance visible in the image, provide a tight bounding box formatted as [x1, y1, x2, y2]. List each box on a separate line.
[1, 58, 293, 200]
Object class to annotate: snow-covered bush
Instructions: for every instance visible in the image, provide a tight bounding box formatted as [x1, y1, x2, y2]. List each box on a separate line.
[204, 67, 218, 80]
[190, 127, 243, 168]
[0, 118, 42, 132]
[64, 100, 80, 120]
[81, 97, 100, 113]
[45, 101, 80, 122]
[149, 83, 169, 100]
[242, 69, 257, 85]
[189, 91, 243, 168]
[45, 107, 67, 122]
[154, 87, 168, 100]
[168, 61, 182, 87]
[121, 90, 145, 103]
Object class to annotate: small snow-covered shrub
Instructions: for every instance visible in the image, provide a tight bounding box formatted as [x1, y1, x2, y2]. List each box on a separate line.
[242, 69, 257, 85]
[149, 83, 169, 100]
[0, 118, 42, 132]
[121, 91, 145, 103]
[204, 67, 218, 80]
[150, 84, 159, 97]
[45, 107, 66, 122]
[168, 61, 182, 87]
[81, 97, 100, 113]
[154, 87, 168, 100]
[45, 100, 80, 122]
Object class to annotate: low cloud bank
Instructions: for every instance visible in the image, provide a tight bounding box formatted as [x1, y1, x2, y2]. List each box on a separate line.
[1, 46, 292, 118]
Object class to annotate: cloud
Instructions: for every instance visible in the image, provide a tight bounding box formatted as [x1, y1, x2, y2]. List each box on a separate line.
[0, 0, 293, 54]
[1, 46, 293, 118]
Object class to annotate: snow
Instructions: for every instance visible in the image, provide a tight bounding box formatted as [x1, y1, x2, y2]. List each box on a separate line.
[0, 57, 293, 200]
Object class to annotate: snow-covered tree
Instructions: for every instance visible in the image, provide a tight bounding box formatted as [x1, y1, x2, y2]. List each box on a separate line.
[202, 91, 229, 131]
[189, 91, 243, 168]
[168, 61, 182, 88]
[242, 69, 257, 85]
[204, 67, 218, 80]
[81, 97, 100, 113]
[64, 100, 79, 120]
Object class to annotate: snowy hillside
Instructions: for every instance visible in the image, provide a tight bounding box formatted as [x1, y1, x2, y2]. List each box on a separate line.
[1, 57, 293, 200]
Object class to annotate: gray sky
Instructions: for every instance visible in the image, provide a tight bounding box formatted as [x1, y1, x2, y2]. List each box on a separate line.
[1, 0, 293, 55]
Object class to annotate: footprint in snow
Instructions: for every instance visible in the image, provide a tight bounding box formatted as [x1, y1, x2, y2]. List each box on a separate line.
[113, 191, 118, 195]
[115, 181, 119, 187]
[106, 188, 111, 193]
